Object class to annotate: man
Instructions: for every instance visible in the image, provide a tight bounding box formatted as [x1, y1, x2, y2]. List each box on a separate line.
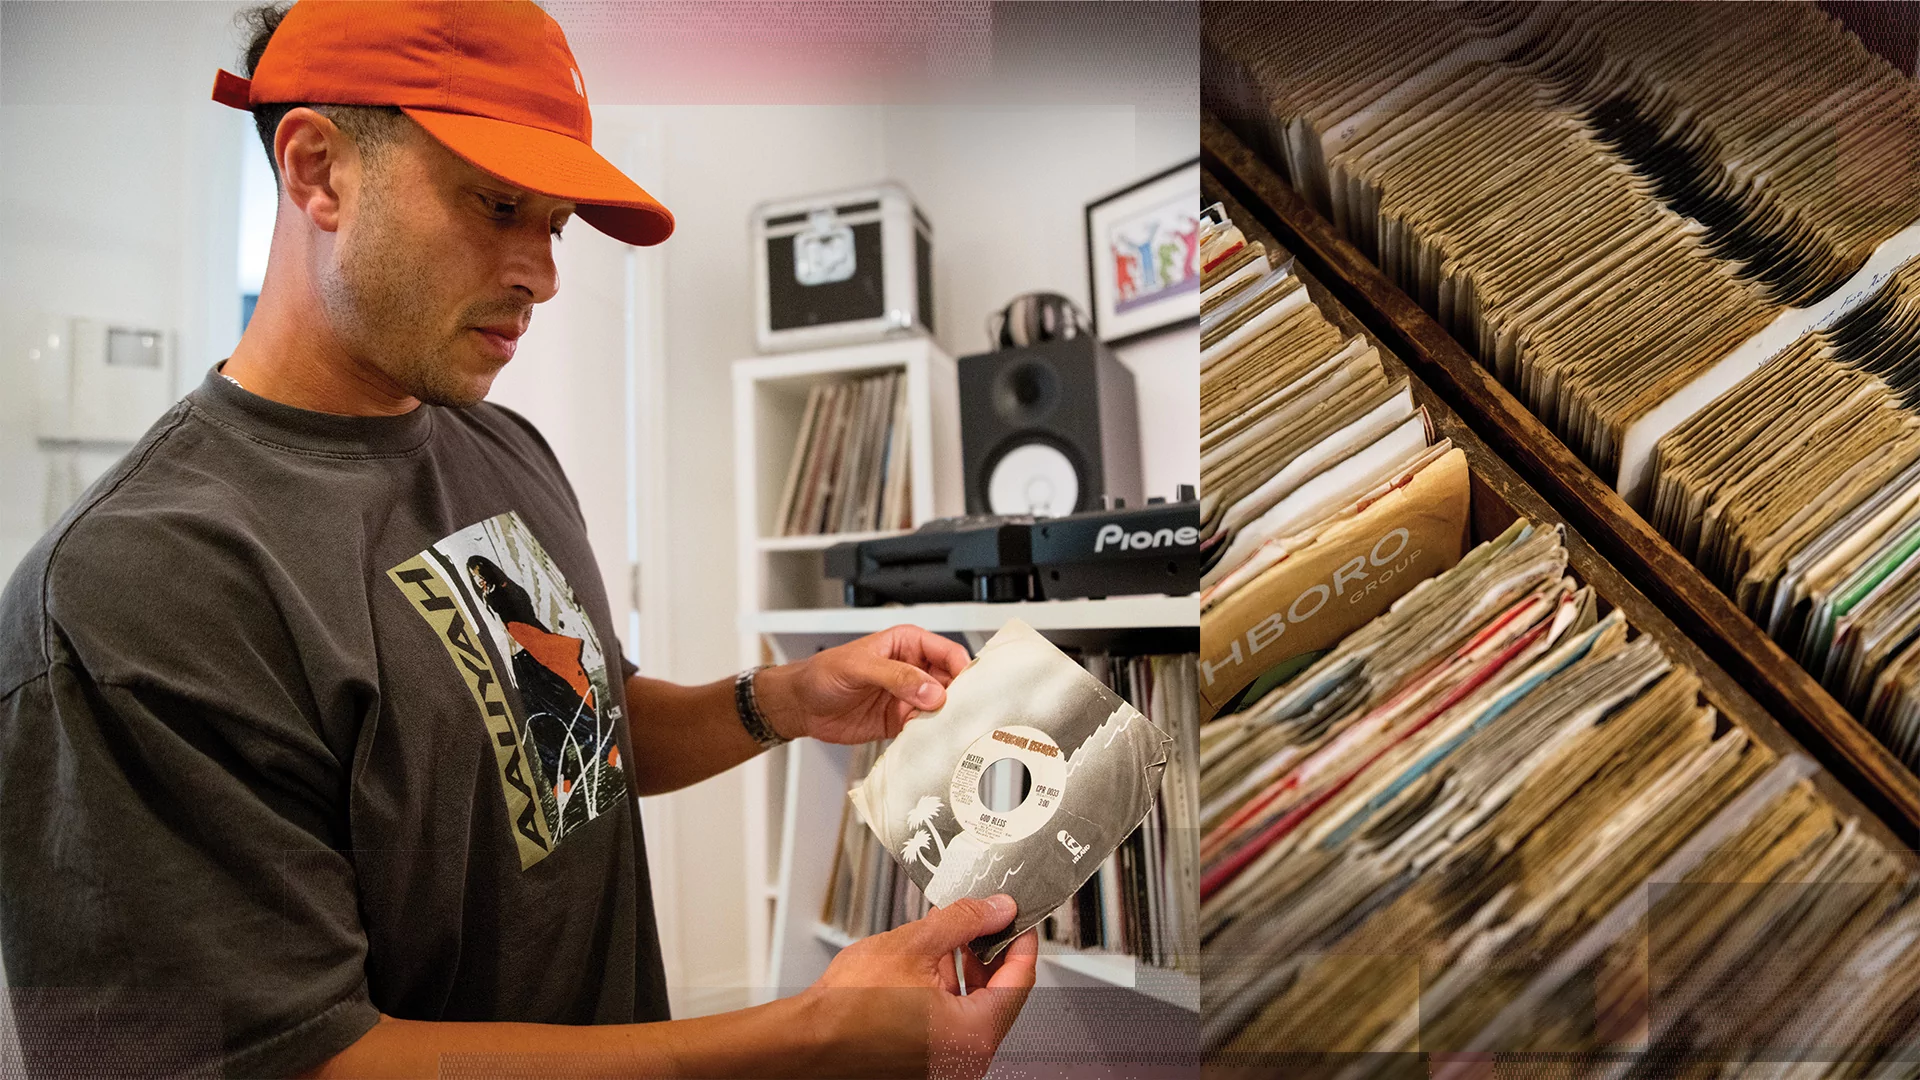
[0, 2, 1037, 1076]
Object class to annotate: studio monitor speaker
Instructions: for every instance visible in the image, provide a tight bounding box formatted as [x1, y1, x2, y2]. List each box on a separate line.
[958, 338, 1142, 518]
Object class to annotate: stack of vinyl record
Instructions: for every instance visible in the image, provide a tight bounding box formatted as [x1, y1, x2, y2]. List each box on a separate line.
[775, 370, 912, 536]
[1650, 261, 1920, 768]
[1203, 1, 1920, 477]
[1200, 205, 1436, 602]
[821, 738, 933, 940]
[1038, 651, 1198, 970]
[1199, 518, 1920, 1065]
[1204, 1, 1920, 775]
[1198, 205, 1471, 716]
[821, 647, 1200, 971]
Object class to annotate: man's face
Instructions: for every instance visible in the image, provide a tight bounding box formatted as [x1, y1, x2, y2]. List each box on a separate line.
[318, 120, 574, 408]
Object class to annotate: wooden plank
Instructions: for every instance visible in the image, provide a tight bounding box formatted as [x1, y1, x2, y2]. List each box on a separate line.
[1201, 145, 1920, 847]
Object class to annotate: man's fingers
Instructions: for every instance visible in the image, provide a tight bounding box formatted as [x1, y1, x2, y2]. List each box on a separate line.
[885, 697, 918, 739]
[983, 928, 1038, 992]
[960, 942, 990, 991]
[913, 627, 971, 683]
[880, 625, 970, 684]
[904, 895, 1017, 958]
[957, 929, 1039, 1048]
[850, 647, 947, 711]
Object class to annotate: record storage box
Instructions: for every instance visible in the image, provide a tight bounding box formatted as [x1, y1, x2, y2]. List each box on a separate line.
[1201, 114, 1920, 849]
[1199, 162, 1920, 866]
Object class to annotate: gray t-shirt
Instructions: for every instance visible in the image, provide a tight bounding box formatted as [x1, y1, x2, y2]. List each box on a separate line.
[0, 369, 670, 1078]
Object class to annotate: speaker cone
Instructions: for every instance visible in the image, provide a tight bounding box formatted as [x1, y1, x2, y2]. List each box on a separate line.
[992, 360, 1060, 426]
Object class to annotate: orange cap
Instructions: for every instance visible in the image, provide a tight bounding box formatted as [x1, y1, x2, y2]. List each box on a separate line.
[212, 0, 672, 246]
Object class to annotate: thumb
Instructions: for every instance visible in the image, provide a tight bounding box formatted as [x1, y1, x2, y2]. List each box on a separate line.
[903, 895, 1017, 958]
[847, 648, 945, 712]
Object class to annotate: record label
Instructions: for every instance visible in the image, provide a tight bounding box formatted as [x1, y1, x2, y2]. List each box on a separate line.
[948, 724, 1068, 845]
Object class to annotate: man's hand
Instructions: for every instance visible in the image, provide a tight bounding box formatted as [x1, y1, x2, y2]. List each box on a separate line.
[298, 895, 1036, 1079]
[802, 894, 1040, 1080]
[757, 625, 971, 744]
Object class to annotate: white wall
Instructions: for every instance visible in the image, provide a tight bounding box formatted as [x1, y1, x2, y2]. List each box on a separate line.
[879, 103, 1198, 498]
[0, 0, 247, 577]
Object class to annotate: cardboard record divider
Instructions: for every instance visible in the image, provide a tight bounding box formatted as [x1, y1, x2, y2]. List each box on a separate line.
[1202, 114, 1920, 847]
[1199, 161, 1920, 864]
[1198, 437, 1472, 718]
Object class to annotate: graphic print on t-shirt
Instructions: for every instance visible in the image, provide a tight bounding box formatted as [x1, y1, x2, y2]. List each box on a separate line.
[387, 511, 628, 870]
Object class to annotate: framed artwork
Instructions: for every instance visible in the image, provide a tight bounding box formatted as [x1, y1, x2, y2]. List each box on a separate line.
[1084, 158, 1201, 344]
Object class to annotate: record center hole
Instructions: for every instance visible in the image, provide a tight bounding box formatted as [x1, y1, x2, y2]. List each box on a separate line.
[978, 757, 1033, 812]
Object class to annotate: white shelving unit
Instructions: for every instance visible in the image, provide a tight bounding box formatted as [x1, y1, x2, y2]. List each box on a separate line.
[733, 337, 963, 994]
[731, 337, 1199, 1023]
[753, 594, 1199, 638]
[733, 337, 963, 623]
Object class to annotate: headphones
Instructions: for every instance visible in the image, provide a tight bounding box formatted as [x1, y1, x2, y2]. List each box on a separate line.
[987, 292, 1091, 351]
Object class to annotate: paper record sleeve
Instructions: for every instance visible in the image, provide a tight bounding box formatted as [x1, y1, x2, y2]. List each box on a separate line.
[848, 618, 1172, 962]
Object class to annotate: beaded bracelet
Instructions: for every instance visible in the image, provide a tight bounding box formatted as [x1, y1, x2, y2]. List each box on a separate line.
[734, 665, 789, 748]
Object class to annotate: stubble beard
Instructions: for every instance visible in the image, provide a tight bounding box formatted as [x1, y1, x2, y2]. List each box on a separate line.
[320, 179, 498, 410]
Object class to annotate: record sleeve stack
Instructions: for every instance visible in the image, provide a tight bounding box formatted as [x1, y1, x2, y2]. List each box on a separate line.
[821, 648, 1199, 972]
[774, 370, 912, 536]
[821, 739, 933, 940]
[1038, 651, 1198, 970]
[1199, 518, 1920, 1066]
[1650, 261, 1920, 770]
[1203, 1, 1920, 478]
[1199, 205, 1471, 716]
[1204, 1, 1920, 786]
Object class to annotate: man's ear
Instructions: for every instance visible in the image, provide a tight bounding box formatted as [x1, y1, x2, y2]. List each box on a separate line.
[276, 107, 351, 234]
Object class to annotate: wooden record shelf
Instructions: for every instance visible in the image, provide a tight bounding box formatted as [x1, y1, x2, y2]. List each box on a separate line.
[1201, 157, 1920, 860]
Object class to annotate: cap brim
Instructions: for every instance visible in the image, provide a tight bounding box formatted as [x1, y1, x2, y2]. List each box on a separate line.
[403, 108, 674, 247]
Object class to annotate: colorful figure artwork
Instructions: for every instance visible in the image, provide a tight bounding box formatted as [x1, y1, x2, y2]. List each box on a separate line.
[1109, 198, 1201, 313]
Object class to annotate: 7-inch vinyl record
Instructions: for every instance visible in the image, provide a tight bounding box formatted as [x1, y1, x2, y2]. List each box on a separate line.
[848, 618, 1172, 961]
